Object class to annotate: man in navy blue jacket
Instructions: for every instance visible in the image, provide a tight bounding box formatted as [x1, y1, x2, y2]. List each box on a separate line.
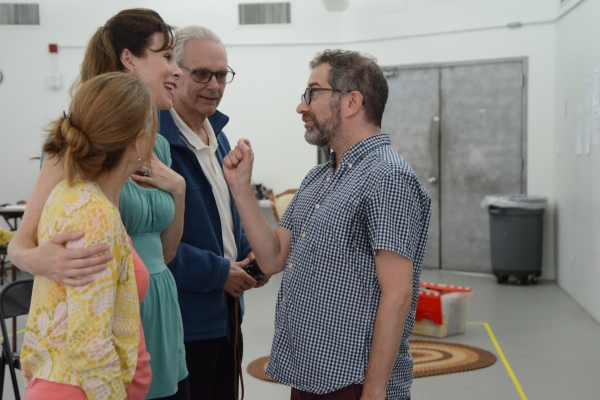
[161, 25, 267, 399]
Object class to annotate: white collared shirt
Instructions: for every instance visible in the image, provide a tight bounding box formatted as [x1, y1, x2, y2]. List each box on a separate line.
[170, 108, 238, 263]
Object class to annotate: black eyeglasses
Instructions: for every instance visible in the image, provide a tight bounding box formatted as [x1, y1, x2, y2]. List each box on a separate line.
[301, 87, 342, 105]
[178, 64, 235, 84]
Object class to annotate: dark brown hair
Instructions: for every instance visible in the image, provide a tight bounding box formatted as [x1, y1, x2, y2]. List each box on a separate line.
[310, 49, 388, 127]
[72, 8, 173, 93]
[45, 72, 157, 185]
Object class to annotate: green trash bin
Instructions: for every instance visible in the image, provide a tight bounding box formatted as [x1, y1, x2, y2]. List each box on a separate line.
[481, 195, 546, 285]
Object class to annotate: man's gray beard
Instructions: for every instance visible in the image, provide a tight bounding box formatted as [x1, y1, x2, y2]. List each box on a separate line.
[304, 102, 342, 147]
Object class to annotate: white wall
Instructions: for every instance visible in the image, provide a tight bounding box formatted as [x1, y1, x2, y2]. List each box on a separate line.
[554, 0, 600, 323]
[341, 0, 556, 43]
[0, 0, 562, 280]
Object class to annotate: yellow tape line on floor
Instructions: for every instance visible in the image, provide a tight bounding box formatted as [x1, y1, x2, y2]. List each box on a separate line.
[0, 328, 25, 341]
[468, 322, 527, 400]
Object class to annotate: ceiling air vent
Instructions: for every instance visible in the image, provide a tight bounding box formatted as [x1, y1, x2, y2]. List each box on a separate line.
[0, 3, 39, 25]
[239, 2, 291, 25]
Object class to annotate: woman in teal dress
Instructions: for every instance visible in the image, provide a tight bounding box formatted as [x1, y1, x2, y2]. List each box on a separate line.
[9, 9, 189, 399]
[121, 134, 188, 399]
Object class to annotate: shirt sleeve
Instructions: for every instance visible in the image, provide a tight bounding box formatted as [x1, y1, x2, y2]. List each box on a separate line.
[63, 203, 138, 400]
[168, 241, 231, 292]
[365, 169, 426, 262]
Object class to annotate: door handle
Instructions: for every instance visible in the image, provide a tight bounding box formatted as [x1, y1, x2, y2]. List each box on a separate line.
[428, 176, 438, 184]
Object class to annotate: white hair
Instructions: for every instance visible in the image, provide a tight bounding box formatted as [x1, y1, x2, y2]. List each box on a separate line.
[174, 25, 226, 64]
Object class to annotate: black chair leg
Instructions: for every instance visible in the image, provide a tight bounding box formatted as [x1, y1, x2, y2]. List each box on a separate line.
[8, 363, 19, 400]
[8, 362, 19, 400]
[0, 349, 6, 400]
[2, 342, 19, 400]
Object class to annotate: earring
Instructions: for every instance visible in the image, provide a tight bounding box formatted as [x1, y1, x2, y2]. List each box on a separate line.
[137, 154, 141, 162]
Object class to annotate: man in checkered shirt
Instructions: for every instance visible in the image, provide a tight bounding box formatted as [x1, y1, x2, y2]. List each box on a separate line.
[224, 50, 431, 400]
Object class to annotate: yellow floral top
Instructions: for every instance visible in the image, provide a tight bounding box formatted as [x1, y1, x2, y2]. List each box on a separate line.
[21, 179, 140, 400]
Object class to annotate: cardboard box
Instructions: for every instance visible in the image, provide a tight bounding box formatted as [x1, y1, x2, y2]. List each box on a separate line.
[412, 282, 473, 338]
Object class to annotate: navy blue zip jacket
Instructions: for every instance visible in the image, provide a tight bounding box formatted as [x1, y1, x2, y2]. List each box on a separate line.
[160, 109, 252, 341]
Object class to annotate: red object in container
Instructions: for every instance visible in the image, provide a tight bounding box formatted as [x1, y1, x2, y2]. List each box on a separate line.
[49, 44, 58, 53]
[415, 282, 473, 326]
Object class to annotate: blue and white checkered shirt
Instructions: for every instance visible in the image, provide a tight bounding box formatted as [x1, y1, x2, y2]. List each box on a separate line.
[266, 133, 431, 399]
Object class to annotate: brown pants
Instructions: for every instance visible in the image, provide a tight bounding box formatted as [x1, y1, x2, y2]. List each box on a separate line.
[291, 385, 363, 400]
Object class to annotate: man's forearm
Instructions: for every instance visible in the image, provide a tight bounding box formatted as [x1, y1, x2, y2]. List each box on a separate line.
[168, 241, 231, 293]
[223, 139, 290, 274]
[229, 183, 288, 275]
[362, 293, 412, 399]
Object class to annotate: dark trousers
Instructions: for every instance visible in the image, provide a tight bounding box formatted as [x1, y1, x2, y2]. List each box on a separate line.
[154, 377, 190, 400]
[184, 332, 243, 400]
[291, 385, 411, 400]
[291, 385, 363, 400]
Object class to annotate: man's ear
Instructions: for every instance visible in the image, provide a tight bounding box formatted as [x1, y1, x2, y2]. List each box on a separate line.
[120, 48, 136, 72]
[344, 90, 364, 118]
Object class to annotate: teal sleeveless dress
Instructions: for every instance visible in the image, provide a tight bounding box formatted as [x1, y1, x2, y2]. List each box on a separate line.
[120, 134, 188, 398]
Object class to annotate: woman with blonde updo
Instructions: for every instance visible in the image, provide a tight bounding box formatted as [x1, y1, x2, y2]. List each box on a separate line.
[21, 72, 156, 400]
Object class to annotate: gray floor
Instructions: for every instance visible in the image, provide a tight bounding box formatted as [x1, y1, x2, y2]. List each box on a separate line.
[4, 268, 600, 399]
[241, 269, 600, 400]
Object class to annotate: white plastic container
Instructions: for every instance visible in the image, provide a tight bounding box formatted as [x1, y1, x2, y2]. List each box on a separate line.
[412, 282, 473, 338]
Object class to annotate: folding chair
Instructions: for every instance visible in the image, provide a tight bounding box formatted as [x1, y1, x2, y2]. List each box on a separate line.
[0, 279, 33, 400]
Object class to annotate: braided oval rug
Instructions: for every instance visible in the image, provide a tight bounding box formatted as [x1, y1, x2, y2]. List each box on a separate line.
[247, 340, 496, 382]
